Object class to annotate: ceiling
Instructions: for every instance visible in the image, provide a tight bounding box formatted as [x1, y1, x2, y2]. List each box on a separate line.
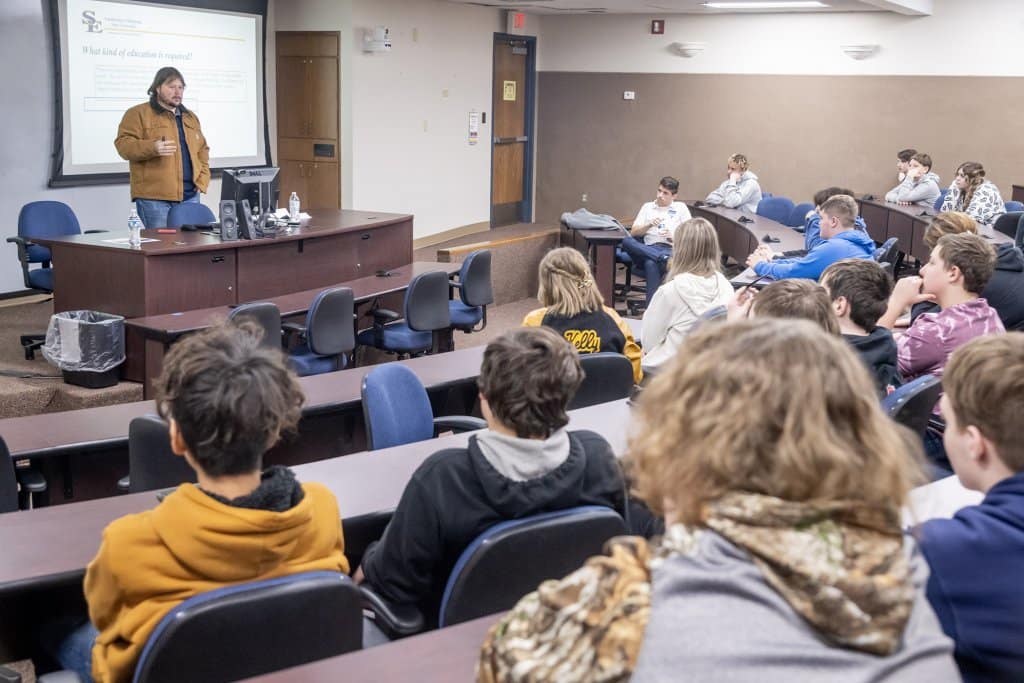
[448, 0, 932, 15]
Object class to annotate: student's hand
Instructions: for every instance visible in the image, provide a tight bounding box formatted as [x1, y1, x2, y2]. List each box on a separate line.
[746, 247, 772, 268]
[353, 566, 365, 584]
[727, 287, 756, 321]
[898, 201, 912, 206]
[729, 171, 742, 184]
[890, 275, 936, 310]
[153, 139, 177, 156]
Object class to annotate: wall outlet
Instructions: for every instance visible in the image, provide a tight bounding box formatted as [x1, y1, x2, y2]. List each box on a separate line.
[623, 91, 636, 100]
[581, 193, 588, 203]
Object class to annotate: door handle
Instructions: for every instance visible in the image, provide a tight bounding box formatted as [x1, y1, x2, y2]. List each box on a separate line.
[493, 136, 528, 144]
[211, 255, 225, 263]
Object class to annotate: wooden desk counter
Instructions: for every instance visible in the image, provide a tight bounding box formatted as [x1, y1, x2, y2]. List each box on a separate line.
[244, 615, 498, 682]
[0, 400, 630, 594]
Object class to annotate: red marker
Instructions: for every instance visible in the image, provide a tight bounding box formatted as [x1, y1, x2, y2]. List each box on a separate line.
[157, 228, 177, 234]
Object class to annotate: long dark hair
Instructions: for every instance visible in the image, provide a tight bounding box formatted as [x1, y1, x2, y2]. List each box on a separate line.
[147, 66, 186, 103]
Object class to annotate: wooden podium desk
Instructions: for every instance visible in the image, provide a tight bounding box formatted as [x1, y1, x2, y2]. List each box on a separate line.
[31, 209, 413, 319]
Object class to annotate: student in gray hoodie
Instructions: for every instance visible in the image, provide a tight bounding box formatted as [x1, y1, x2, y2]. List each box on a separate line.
[885, 152, 941, 208]
[704, 153, 762, 213]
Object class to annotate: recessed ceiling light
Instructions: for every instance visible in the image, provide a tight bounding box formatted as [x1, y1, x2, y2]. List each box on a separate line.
[704, 1, 829, 9]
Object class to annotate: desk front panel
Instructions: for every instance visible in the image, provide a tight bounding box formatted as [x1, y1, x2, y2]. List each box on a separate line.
[51, 245, 147, 317]
[858, 201, 890, 244]
[144, 248, 238, 314]
[886, 213, 916, 261]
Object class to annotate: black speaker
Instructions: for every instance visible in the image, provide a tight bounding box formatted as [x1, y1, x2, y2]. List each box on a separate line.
[219, 200, 238, 241]
[238, 199, 257, 240]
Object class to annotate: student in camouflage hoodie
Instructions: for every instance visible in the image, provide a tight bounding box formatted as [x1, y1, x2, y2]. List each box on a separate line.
[941, 161, 1006, 235]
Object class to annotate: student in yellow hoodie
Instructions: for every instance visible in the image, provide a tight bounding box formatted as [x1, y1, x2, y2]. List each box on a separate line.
[52, 321, 349, 683]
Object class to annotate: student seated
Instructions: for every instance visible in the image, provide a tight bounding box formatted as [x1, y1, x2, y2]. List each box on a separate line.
[640, 217, 732, 370]
[894, 147, 917, 184]
[479, 319, 957, 681]
[523, 247, 642, 382]
[53, 322, 348, 683]
[885, 152, 941, 208]
[821, 258, 900, 393]
[911, 211, 1024, 331]
[746, 194, 875, 281]
[619, 175, 692, 305]
[727, 278, 841, 335]
[878, 232, 1004, 387]
[356, 327, 627, 628]
[704, 153, 762, 213]
[916, 334, 1024, 682]
[940, 161, 1006, 236]
[800, 186, 866, 247]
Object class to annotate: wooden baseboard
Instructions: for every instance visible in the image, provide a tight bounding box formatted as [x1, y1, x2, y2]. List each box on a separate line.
[413, 222, 491, 250]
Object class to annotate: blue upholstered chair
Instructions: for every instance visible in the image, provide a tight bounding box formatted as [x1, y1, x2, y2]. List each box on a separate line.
[756, 196, 795, 224]
[227, 302, 283, 351]
[286, 287, 356, 376]
[448, 250, 494, 333]
[1016, 213, 1024, 251]
[567, 352, 635, 410]
[356, 270, 451, 358]
[872, 237, 900, 265]
[993, 212, 1023, 240]
[786, 202, 815, 229]
[166, 202, 217, 228]
[361, 506, 628, 638]
[882, 374, 941, 439]
[1005, 201, 1024, 213]
[359, 363, 485, 451]
[933, 189, 950, 212]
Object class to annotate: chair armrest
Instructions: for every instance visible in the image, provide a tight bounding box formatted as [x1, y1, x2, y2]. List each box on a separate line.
[371, 308, 400, 324]
[6, 236, 30, 261]
[14, 468, 46, 494]
[359, 585, 426, 639]
[927, 417, 946, 434]
[117, 475, 131, 493]
[433, 415, 487, 434]
[281, 321, 307, 348]
[83, 230, 108, 234]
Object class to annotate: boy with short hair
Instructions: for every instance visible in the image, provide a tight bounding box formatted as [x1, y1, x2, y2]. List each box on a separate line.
[878, 232, 1004, 384]
[61, 322, 348, 683]
[885, 152, 941, 208]
[620, 176, 691, 305]
[895, 148, 917, 183]
[821, 258, 900, 392]
[727, 278, 841, 336]
[917, 333, 1024, 682]
[746, 194, 875, 281]
[357, 327, 625, 626]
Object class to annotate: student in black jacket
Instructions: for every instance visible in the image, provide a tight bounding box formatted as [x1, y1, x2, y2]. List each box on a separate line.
[821, 258, 900, 394]
[356, 327, 626, 628]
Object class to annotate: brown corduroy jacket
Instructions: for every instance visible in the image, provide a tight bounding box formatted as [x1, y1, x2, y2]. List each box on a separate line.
[114, 101, 210, 201]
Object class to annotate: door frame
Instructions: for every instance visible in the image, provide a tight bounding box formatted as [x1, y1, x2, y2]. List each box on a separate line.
[490, 32, 537, 227]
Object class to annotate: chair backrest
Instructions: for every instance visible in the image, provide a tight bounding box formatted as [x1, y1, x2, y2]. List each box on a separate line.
[227, 302, 282, 350]
[993, 211, 1023, 239]
[133, 571, 362, 683]
[786, 202, 815, 228]
[167, 202, 217, 228]
[1016, 213, 1024, 251]
[18, 201, 82, 264]
[1005, 201, 1024, 213]
[933, 188, 950, 212]
[872, 237, 900, 265]
[0, 436, 19, 514]
[306, 287, 355, 356]
[128, 415, 196, 493]
[458, 250, 495, 307]
[567, 352, 635, 411]
[403, 270, 451, 332]
[361, 364, 434, 450]
[438, 506, 627, 628]
[881, 374, 942, 437]
[756, 196, 795, 224]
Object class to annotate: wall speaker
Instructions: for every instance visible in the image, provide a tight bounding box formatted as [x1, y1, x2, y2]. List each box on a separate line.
[219, 200, 238, 241]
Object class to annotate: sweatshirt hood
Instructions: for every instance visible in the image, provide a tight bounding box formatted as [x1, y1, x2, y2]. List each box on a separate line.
[918, 171, 940, 186]
[845, 326, 896, 367]
[666, 272, 732, 307]
[468, 432, 593, 517]
[741, 170, 758, 182]
[995, 243, 1024, 273]
[151, 468, 319, 582]
[835, 228, 877, 250]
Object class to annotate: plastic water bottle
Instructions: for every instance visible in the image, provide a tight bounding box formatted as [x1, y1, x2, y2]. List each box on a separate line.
[288, 192, 300, 221]
[128, 208, 143, 246]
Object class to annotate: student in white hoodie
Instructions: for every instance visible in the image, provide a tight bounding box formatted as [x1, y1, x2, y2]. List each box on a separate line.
[885, 152, 941, 209]
[704, 153, 763, 214]
[640, 217, 733, 371]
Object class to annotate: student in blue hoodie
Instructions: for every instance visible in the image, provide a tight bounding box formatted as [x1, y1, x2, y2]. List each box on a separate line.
[746, 194, 875, 281]
[916, 333, 1024, 683]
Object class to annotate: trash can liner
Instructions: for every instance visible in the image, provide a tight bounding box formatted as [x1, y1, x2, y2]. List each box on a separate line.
[42, 310, 126, 374]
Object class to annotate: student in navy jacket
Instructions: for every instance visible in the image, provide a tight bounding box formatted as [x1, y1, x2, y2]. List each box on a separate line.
[916, 333, 1024, 682]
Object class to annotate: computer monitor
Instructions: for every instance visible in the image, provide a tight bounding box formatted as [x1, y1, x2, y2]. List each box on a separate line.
[220, 167, 280, 218]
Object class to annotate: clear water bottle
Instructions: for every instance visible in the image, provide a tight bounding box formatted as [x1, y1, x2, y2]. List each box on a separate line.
[288, 192, 300, 221]
[128, 208, 143, 246]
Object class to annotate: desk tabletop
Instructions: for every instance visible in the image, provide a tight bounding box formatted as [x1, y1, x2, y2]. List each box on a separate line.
[0, 399, 630, 592]
[0, 344, 485, 459]
[244, 615, 497, 682]
[31, 210, 413, 256]
[690, 203, 806, 250]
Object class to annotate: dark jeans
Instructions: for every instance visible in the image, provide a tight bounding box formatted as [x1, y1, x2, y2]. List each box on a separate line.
[620, 236, 672, 305]
[41, 617, 97, 682]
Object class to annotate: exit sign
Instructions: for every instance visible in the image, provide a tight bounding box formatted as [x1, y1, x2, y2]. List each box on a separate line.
[506, 10, 532, 34]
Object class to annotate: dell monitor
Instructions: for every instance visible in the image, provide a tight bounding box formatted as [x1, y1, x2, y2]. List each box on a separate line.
[221, 167, 280, 217]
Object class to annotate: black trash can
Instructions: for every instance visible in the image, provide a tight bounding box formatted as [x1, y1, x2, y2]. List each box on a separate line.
[42, 310, 126, 389]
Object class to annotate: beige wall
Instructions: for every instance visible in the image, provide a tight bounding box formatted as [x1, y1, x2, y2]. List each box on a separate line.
[536, 72, 1024, 222]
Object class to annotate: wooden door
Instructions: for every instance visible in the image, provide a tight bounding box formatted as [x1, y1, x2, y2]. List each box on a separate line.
[307, 162, 340, 210]
[278, 159, 309, 207]
[309, 58, 339, 140]
[276, 57, 310, 138]
[491, 37, 532, 227]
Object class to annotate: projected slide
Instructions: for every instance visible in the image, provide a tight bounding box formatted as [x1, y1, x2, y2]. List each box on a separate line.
[59, 0, 265, 178]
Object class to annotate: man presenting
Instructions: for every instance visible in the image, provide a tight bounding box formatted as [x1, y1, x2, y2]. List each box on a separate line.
[114, 67, 210, 228]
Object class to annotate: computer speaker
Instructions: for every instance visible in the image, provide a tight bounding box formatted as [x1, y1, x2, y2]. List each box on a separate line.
[219, 200, 238, 241]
